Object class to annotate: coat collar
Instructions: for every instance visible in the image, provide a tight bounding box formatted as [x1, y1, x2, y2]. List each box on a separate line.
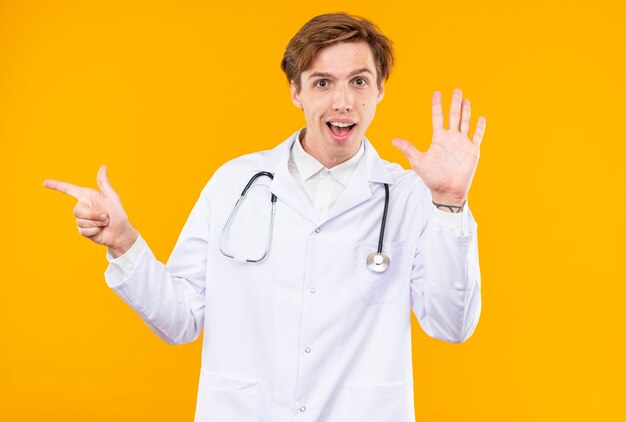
[291, 134, 364, 187]
[254, 129, 394, 225]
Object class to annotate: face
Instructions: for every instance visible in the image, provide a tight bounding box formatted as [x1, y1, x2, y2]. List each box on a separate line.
[290, 41, 384, 168]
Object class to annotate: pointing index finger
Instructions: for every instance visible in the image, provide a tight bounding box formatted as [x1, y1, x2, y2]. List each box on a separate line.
[43, 179, 84, 199]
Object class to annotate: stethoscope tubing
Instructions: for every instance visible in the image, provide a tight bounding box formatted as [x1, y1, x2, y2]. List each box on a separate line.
[220, 171, 391, 272]
[377, 183, 389, 255]
[241, 171, 277, 203]
[220, 172, 276, 263]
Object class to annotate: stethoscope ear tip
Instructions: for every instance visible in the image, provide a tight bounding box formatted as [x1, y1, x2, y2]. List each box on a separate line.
[366, 252, 390, 273]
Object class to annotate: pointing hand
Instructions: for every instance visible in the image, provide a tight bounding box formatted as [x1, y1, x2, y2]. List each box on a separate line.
[44, 166, 138, 257]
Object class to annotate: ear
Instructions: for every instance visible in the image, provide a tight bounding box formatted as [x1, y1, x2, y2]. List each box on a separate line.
[376, 81, 385, 104]
[290, 80, 302, 109]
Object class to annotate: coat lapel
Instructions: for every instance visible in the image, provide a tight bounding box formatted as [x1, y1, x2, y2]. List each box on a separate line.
[255, 131, 321, 226]
[323, 138, 394, 223]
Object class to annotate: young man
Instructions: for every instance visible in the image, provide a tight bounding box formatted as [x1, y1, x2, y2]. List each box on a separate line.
[45, 13, 486, 422]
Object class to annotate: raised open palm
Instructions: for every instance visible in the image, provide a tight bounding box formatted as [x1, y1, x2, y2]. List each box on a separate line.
[44, 166, 138, 256]
[392, 89, 486, 207]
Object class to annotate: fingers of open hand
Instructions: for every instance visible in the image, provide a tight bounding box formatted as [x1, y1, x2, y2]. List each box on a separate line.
[472, 116, 487, 145]
[449, 88, 463, 130]
[443, 89, 484, 144]
[460, 99, 471, 135]
[392, 138, 423, 166]
[432, 91, 444, 132]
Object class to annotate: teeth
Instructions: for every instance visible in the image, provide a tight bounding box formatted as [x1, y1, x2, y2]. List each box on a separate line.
[329, 122, 354, 128]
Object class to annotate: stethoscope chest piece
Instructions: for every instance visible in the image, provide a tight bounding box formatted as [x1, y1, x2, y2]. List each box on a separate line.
[366, 252, 390, 273]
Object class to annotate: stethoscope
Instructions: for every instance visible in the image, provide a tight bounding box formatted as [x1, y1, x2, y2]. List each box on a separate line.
[219, 172, 391, 273]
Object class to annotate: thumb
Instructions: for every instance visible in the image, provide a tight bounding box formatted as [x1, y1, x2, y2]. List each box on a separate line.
[97, 165, 120, 200]
[392, 138, 423, 165]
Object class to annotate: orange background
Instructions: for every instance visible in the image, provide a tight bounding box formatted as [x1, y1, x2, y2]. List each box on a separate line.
[1, 0, 625, 420]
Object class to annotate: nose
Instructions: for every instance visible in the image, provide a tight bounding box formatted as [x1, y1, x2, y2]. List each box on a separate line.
[332, 85, 353, 112]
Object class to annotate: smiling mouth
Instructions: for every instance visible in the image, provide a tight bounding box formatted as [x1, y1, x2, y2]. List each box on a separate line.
[326, 122, 356, 138]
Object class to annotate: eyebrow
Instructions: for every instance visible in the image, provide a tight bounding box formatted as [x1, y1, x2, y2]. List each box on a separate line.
[307, 68, 375, 80]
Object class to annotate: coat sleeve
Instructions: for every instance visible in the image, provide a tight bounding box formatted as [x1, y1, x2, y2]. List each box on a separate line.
[104, 182, 212, 345]
[409, 189, 482, 343]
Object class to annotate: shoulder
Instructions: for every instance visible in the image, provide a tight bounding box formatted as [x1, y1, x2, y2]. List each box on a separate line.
[211, 131, 297, 181]
[200, 149, 274, 197]
[216, 149, 274, 177]
[199, 131, 296, 198]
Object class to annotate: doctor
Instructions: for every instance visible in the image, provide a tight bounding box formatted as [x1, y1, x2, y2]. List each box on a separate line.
[45, 13, 486, 422]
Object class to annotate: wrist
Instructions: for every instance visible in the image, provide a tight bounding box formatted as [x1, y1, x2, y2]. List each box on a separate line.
[109, 227, 139, 258]
[431, 192, 466, 213]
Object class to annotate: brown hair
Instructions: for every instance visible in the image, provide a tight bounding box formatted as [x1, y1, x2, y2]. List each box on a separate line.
[281, 13, 394, 92]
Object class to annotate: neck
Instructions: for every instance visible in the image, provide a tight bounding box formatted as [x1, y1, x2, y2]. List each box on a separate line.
[299, 129, 361, 168]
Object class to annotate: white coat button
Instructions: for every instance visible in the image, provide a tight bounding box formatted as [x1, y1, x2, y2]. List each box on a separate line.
[309, 287, 316, 293]
[314, 228, 321, 233]
[299, 406, 306, 412]
[305, 347, 311, 353]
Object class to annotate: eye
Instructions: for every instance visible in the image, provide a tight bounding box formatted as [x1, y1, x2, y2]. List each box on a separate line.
[315, 79, 329, 88]
[353, 77, 368, 86]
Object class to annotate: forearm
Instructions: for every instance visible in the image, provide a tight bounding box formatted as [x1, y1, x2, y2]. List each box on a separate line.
[105, 238, 206, 345]
[104, 186, 212, 345]
[410, 207, 481, 343]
